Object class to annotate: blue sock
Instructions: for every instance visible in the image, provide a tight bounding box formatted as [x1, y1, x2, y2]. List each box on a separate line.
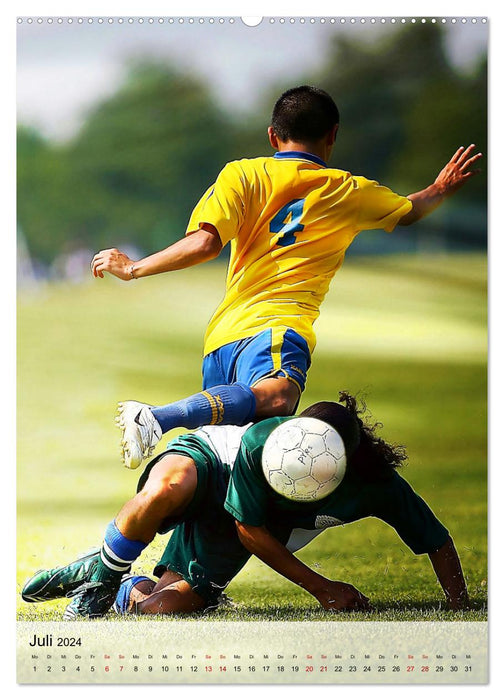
[151, 382, 256, 434]
[100, 521, 148, 575]
[113, 575, 153, 615]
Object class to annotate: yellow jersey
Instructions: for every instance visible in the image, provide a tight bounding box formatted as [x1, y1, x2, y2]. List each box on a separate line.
[186, 151, 412, 356]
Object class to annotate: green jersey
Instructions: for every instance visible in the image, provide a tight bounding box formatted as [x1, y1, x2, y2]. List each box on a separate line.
[224, 417, 449, 556]
[151, 418, 449, 605]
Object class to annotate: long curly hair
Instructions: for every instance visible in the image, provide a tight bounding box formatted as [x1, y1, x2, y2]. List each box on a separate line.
[337, 390, 408, 481]
[301, 391, 407, 482]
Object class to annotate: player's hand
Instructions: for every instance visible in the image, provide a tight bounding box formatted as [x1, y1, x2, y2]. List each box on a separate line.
[91, 248, 135, 280]
[434, 145, 482, 196]
[446, 593, 471, 611]
[312, 579, 372, 612]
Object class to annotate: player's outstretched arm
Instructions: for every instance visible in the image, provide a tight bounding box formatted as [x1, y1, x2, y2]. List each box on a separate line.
[428, 536, 470, 611]
[235, 521, 371, 612]
[91, 224, 222, 280]
[398, 145, 482, 226]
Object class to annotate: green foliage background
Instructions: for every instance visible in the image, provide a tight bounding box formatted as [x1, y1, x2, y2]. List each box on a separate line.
[17, 24, 487, 266]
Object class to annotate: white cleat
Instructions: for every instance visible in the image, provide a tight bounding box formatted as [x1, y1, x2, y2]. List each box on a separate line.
[115, 401, 162, 469]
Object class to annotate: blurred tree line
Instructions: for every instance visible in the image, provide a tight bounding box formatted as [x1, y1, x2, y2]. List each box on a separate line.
[17, 24, 487, 268]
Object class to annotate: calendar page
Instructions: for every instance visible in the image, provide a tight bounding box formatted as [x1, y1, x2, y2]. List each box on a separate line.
[16, 11, 488, 685]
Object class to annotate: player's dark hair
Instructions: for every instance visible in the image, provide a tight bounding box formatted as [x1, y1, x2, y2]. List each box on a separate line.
[339, 391, 407, 481]
[301, 392, 407, 482]
[271, 86, 340, 143]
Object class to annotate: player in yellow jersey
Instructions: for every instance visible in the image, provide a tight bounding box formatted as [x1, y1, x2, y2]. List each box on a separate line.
[91, 86, 482, 469]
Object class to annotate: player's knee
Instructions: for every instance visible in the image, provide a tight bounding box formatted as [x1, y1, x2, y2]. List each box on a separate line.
[140, 477, 173, 507]
[269, 394, 296, 416]
[135, 585, 206, 615]
[253, 378, 299, 417]
[143, 474, 190, 508]
[141, 457, 197, 510]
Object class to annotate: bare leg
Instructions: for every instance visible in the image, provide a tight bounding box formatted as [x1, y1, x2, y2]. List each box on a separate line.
[115, 454, 198, 544]
[252, 376, 300, 418]
[127, 570, 206, 615]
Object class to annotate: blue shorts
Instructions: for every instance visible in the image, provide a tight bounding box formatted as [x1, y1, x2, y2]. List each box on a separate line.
[202, 328, 311, 395]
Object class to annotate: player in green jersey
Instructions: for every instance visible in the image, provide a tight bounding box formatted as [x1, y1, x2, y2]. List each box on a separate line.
[22, 393, 469, 617]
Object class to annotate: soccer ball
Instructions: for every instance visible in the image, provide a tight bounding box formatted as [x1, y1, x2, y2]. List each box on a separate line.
[262, 417, 347, 501]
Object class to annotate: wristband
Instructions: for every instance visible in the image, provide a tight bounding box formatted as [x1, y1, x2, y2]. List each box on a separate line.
[129, 264, 137, 280]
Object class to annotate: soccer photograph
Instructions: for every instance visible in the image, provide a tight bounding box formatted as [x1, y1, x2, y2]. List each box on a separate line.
[16, 10, 488, 684]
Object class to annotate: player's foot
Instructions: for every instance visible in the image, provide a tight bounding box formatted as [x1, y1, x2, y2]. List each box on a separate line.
[116, 401, 162, 469]
[63, 566, 124, 620]
[21, 548, 101, 603]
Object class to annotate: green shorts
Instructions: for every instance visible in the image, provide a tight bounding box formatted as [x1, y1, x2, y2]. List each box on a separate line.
[137, 433, 252, 605]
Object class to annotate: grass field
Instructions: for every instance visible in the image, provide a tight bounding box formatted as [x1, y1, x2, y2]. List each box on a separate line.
[17, 253, 487, 622]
